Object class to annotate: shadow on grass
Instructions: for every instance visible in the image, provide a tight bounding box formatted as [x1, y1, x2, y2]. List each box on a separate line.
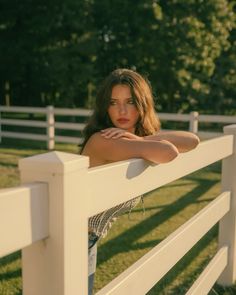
[97, 178, 218, 266]
[0, 251, 21, 290]
[0, 268, 21, 281]
[147, 226, 218, 294]
[210, 284, 236, 295]
[0, 148, 38, 157]
[0, 251, 21, 268]
[0, 138, 47, 151]
[148, 225, 236, 295]
[0, 138, 78, 156]
[133, 197, 217, 215]
[0, 161, 18, 168]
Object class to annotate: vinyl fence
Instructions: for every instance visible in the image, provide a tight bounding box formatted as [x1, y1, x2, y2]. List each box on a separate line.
[0, 124, 235, 294]
[0, 105, 236, 149]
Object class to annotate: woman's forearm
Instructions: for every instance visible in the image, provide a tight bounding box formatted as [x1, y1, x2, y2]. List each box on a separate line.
[144, 131, 200, 152]
[86, 133, 179, 164]
[139, 140, 179, 163]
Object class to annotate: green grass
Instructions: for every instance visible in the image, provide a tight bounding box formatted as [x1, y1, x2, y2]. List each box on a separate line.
[0, 139, 236, 295]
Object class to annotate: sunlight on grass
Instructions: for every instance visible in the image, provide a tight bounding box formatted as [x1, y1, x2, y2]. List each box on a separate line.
[0, 252, 21, 295]
[94, 168, 221, 293]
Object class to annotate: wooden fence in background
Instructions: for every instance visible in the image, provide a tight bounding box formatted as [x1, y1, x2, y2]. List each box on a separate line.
[0, 105, 236, 149]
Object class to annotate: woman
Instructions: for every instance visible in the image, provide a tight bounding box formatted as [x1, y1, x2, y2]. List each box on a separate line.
[80, 68, 200, 294]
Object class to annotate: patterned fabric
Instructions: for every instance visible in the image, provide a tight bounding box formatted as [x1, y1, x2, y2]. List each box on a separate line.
[88, 196, 143, 239]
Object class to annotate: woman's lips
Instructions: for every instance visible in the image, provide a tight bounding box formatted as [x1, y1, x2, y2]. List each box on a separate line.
[117, 118, 129, 124]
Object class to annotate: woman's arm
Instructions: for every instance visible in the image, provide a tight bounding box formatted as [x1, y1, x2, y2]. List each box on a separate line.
[100, 128, 200, 153]
[144, 131, 200, 152]
[83, 132, 179, 165]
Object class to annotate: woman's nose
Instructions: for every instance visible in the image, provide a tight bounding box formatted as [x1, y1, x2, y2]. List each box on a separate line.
[118, 104, 127, 114]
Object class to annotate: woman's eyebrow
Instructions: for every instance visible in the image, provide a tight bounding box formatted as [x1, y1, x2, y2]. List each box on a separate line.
[110, 97, 133, 100]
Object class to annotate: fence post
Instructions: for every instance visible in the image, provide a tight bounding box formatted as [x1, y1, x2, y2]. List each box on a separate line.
[19, 151, 90, 295]
[47, 105, 55, 150]
[218, 124, 236, 285]
[189, 111, 199, 133]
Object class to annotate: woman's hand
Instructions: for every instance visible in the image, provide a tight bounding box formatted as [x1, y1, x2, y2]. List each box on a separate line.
[101, 128, 142, 140]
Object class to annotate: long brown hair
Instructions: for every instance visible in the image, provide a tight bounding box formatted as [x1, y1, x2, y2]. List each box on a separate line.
[80, 68, 160, 152]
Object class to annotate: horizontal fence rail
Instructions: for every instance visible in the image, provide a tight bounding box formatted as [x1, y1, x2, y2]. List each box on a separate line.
[0, 182, 48, 257]
[53, 108, 92, 116]
[54, 122, 85, 130]
[0, 125, 235, 295]
[158, 113, 191, 121]
[96, 192, 230, 295]
[1, 131, 48, 141]
[54, 135, 83, 144]
[0, 118, 48, 127]
[197, 131, 223, 139]
[88, 135, 233, 215]
[0, 106, 48, 113]
[198, 114, 236, 124]
[186, 246, 228, 295]
[1, 105, 236, 149]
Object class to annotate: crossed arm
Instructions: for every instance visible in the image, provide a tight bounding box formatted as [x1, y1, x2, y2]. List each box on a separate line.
[82, 128, 200, 167]
[101, 128, 200, 153]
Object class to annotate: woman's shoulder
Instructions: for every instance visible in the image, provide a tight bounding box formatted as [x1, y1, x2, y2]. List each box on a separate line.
[86, 131, 104, 146]
[82, 132, 109, 155]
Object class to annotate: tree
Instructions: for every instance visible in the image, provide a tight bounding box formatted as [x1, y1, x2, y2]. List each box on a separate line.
[208, 12, 236, 114]
[92, 0, 236, 113]
[0, 0, 96, 107]
[0, 0, 235, 114]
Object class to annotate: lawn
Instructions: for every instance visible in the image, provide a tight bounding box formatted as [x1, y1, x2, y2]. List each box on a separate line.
[0, 138, 235, 295]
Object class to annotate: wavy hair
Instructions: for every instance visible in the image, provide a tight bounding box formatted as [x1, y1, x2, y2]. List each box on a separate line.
[80, 68, 160, 152]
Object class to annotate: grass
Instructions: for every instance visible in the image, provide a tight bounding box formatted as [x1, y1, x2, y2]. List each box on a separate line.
[0, 138, 236, 295]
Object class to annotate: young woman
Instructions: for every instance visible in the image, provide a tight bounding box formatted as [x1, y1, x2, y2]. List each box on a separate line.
[80, 68, 200, 294]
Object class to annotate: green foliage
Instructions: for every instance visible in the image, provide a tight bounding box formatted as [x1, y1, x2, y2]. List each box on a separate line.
[93, 0, 236, 113]
[0, 0, 96, 107]
[0, 0, 235, 113]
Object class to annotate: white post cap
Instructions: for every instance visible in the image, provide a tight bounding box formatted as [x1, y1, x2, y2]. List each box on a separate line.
[19, 151, 89, 174]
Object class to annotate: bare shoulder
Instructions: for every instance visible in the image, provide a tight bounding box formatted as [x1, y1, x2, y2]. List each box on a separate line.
[82, 131, 143, 164]
[82, 131, 126, 156]
[84, 132, 112, 152]
[84, 131, 131, 155]
[81, 132, 110, 166]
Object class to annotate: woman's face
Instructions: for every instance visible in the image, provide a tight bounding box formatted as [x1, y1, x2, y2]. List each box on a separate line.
[108, 84, 140, 133]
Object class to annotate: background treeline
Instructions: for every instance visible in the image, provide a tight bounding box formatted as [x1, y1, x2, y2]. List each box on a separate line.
[0, 0, 236, 114]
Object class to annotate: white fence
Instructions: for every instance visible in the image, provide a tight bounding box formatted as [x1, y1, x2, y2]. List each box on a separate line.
[0, 105, 236, 149]
[0, 124, 236, 294]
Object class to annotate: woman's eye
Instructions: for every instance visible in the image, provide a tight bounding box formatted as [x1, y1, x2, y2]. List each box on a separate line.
[128, 100, 135, 104]
[109, 100, 116, 105]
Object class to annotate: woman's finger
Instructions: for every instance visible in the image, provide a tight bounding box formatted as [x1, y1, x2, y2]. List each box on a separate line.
[101, 128, 123, 132]
[101, 129, 115, 137]
[101, 128, 117, 135]
[105, 130, 124, 138]
[101, 128, 124, 138]
[101, 128, 140, 140]
[112, 132, 126, 139]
